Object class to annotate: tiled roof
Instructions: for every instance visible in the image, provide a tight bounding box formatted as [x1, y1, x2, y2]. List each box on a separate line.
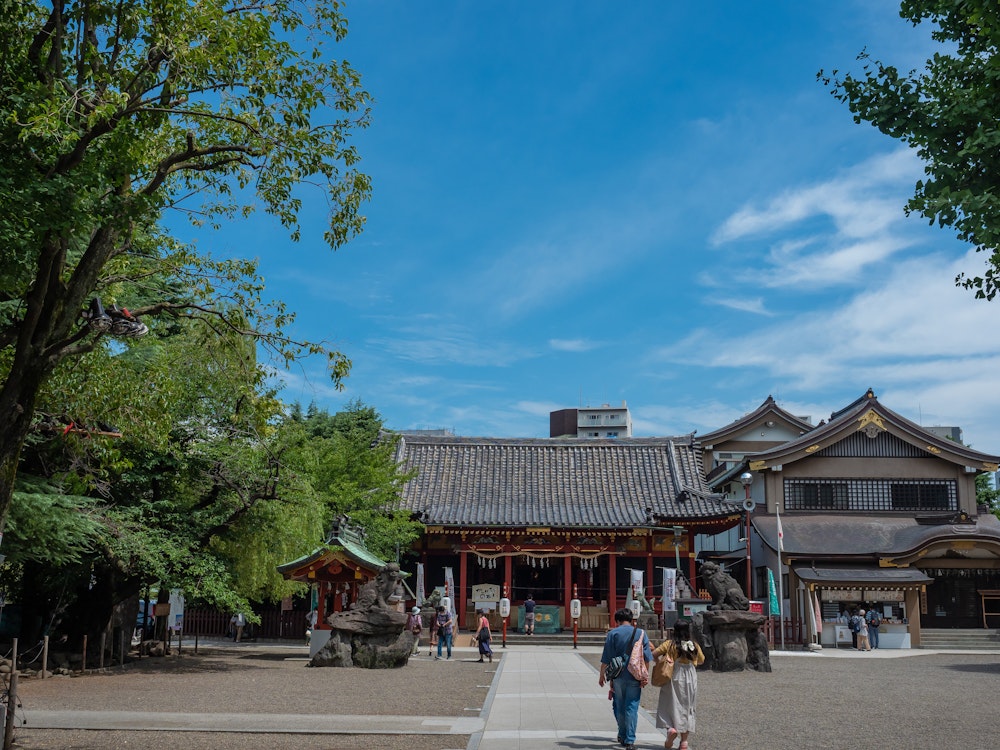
[394, 435, 731, 528]
[753, 512, 1000, 557]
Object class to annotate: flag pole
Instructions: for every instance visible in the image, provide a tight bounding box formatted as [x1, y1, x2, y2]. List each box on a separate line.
[776, 504, 785, 650]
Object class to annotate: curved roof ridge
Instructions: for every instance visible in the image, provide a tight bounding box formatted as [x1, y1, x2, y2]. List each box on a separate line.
[748, 392, 1000, 469]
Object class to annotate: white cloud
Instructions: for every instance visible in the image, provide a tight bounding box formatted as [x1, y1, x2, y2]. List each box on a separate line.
[710, 150, 924, 289]
[549, 338, 602, 352]
[708, 296, 773, 316]
[653, 247, 1000, 448]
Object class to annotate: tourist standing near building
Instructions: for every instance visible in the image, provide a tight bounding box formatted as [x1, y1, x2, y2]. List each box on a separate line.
[523, 594, 536, 635]
[857, 609, 871, 651]
[866, 607, 882, 649]
[598, 608, 652, 750]
[435, 605, 453, 660]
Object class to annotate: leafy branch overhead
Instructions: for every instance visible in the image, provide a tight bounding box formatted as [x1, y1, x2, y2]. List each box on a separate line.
[0, 0, 372, 533]
[819, 0, 1000, 299]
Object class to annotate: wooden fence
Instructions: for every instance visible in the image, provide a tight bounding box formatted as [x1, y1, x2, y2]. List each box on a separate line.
[183, 608, 311, 640]
[763, 617, 804, 648]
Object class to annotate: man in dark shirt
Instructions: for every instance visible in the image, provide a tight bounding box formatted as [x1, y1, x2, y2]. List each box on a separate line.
[523, 594, 536, 635]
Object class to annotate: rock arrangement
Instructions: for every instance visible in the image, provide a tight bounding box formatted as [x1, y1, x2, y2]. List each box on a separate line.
[309, 562, 415, 669]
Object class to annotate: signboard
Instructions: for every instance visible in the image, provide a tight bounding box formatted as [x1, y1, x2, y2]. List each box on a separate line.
[835, 625, 852, 644]
[471, 583, 500, 602]
[749, 600, 764, 614]
[681, 601, 709, 617]
[820, 589, 862, 601]
[864, 589, 905, 602]
[154, 603, 170, 616]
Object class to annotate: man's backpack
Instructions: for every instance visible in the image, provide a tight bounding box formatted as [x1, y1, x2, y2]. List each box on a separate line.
[868, 613, 881, 628]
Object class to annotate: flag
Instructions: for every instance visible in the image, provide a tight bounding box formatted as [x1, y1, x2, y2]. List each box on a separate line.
[775, 511, 784, 551]
[767, 568, 779, 617]
[813, 589, 823, 639]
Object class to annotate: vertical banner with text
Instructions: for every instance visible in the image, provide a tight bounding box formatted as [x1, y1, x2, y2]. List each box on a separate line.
[661, 567, 677, 611]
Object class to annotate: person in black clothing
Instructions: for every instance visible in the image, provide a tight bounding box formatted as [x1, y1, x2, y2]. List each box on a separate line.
[524, 594, 536, 635]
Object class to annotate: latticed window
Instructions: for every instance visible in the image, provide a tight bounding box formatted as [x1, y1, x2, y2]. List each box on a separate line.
[784, 478, 957, 512]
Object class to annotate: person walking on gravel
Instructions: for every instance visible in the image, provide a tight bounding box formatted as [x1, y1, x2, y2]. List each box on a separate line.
[654, 620, 705, 750]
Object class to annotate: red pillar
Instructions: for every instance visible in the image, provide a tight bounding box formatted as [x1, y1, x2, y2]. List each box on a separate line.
[564, 555, 573, 626]
[687, 530, 697, 592]
[505, 554, 513, 600]
[645, 536, 654, 605]
[608, 554, 618, 629]
[459, 550, 468, 630]
[316, 581, 327, 628]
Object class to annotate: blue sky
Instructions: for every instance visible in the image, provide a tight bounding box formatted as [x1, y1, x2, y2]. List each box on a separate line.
[198, 2, 1000, 450]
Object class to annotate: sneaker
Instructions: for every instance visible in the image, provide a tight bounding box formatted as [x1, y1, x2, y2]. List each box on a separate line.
[83, 298, 112, 332]
[108, 305, 149, 338]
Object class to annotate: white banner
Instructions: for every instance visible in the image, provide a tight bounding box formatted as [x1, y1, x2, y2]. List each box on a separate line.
[444, 567, 457, 620]
[416, 562, 425, 605]
[661, 567, 677, 611]
[630, 569, 644, 597]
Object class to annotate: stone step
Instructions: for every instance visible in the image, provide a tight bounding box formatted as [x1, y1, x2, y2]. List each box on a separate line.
[918, 628, 1000, 650]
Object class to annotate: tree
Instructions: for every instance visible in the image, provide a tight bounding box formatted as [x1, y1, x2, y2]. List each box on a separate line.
[976, 472, 1000, 519]
[0, 1, 371, 542]
[819, 1, 1000, 299]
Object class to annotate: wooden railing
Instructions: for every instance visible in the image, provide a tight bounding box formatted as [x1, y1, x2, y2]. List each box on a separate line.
[763, 617, 804, 648]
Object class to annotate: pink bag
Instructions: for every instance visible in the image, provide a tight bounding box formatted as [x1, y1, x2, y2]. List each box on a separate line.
[627, 629, 648, 683]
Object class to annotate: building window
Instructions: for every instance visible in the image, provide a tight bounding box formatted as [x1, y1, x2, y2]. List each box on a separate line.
[890, 482, 951, 510]
[784, 478, 957, 512]
[606, 432, 618, 438]
[785, 481, 848, 510]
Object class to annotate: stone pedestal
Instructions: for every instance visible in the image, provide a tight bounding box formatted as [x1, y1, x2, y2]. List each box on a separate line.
[693, 610, 771, 673]
[309, 609, 414, 668]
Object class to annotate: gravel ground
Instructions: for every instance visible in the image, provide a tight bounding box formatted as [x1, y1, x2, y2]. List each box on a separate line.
[13, 641, 493, 750]
[582, 650, 1000, 750]
[11, 642, 1000, 750]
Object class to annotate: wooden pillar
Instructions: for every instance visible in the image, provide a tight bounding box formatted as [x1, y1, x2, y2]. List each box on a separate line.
[564, 555, 573, 625]
[459, 550, 469, 629]
[608, 553, 618, 628]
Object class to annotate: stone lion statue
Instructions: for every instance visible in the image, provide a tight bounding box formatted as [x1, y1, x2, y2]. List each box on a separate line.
[700, 561, 749, 611]
[351, 563, 401, 612]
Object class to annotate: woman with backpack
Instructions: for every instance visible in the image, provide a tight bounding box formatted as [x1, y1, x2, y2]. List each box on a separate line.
[653, 620, 705, 750]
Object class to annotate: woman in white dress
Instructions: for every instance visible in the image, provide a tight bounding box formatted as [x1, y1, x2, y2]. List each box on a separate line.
[652, 620, 705, 750]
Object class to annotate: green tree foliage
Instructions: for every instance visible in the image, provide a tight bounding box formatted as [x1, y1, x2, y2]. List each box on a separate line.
[819, 1, 1000, 299]
[0, 0, 371, 536]
[976, 472, 1000, 519]
[276, 400, 421, 562]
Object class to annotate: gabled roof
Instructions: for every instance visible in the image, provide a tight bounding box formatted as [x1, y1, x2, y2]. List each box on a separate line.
[697, 395, 813, 445]
[394, 435, 732, 528]
[746, 390, 1000, 472]
[277, 521, 387, 581]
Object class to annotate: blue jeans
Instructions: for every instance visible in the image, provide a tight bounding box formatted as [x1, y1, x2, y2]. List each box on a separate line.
[437, 631, 453, 658]
[612, 679, 642, 745]
[869, 626, 879, 648]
